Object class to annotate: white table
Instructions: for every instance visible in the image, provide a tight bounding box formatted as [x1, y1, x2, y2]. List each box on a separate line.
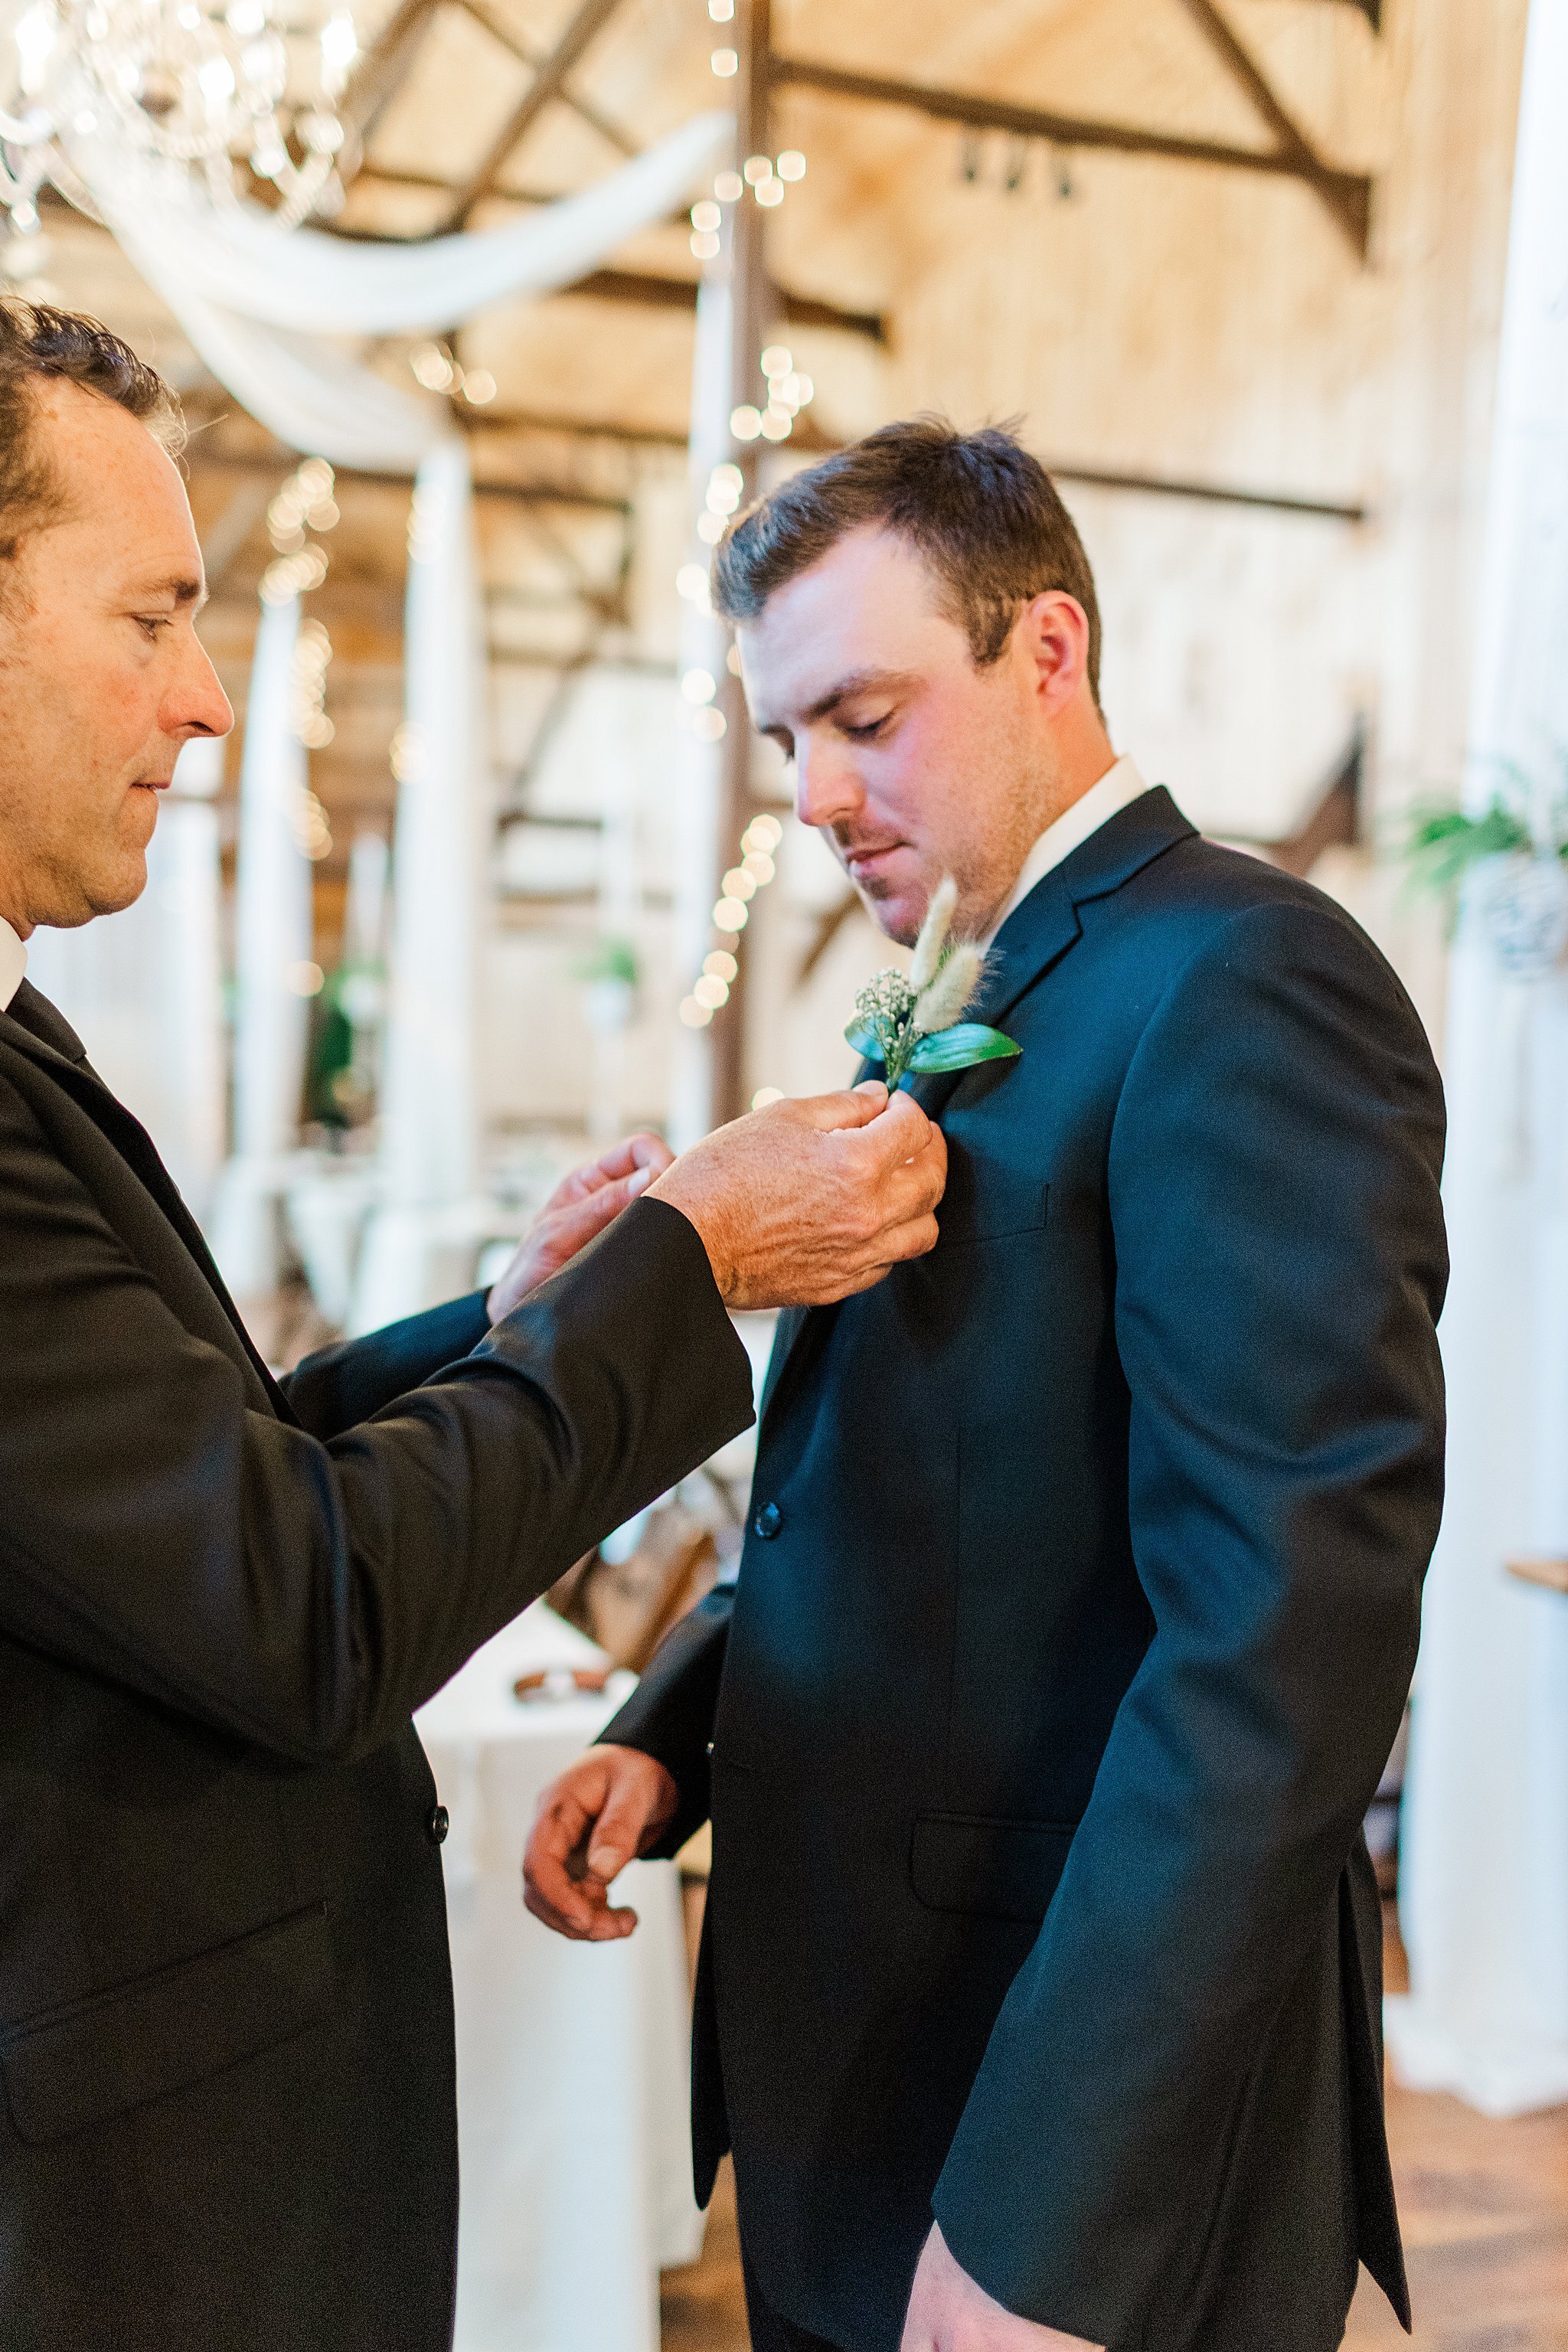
[416, 1605, 704, 2352]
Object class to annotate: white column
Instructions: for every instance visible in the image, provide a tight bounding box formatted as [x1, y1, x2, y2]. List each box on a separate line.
[24, 734, 227, 1220]
[351, 439, 491, 1331]
[1388, 0, 1568, 2116]
[208, 589, 315, 1296]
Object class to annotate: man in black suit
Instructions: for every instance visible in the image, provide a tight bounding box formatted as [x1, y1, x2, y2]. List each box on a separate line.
[0, 302, 947, 2349]
[526, 420, 1449, 2352]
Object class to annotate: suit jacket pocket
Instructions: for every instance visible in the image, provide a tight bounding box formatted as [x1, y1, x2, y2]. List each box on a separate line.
[936, 1145, 1049, 1246]
[909, 1812, 1077, 1923]
[1, 1900, 334, 2145]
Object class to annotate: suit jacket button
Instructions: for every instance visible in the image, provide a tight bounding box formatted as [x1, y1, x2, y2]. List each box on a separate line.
[428, 1805, 450, 1845]
[753, 1501, 782, 1540]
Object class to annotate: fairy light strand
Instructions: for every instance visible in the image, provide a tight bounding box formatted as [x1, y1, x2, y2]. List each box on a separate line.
[679, 813, 784, 1029]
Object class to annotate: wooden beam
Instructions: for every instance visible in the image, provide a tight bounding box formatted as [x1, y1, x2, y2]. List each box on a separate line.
[441, 0, 630, 230]
[1049, 459, 1365, 523]
[563, 266, 886, 345]
[451, 0, 637, 158]
[339, 0, 439, 152]
[769, 54, 1372, 257]
[1305, 0, 1380, 24]
[1173, 0, 1370, 256]
[185, 443, 631, 509]
[1240, 730, 1363, 877]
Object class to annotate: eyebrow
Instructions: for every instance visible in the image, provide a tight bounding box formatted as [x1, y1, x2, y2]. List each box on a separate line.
[132, 573, 208, 613]
[794, 665, 923, 726]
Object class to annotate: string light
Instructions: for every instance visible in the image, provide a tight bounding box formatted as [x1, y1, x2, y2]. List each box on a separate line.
[752, 1086, 785, 1109]
[708, 0, 734, 15]
[462, 369, 497, 404]
[730, 403, 763, 440]
[681, 668, 717, 704]
[678, 815, 785, 1028]
[714, 168, 743, 203]
[290, 617, 335, 758]
[776, 151, 806, 181]
[410, 342, 458, 391]
[710, 45, 737, 75]
[743, 155, 770, 185]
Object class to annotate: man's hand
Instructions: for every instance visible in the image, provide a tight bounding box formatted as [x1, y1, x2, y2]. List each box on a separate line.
[523, 1745, 678, 1940]
[902, 2226, 1104, 2352]
[649, 1081, 946, 1310]
[487, 1133, 675, 1323]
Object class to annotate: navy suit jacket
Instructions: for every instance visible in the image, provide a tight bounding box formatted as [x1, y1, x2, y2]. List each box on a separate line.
[0, 978, 753, 2350]
[605, 789, 1447, 2352]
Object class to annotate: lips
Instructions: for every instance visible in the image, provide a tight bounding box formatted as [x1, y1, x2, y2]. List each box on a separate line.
[844, 842, 907, 880]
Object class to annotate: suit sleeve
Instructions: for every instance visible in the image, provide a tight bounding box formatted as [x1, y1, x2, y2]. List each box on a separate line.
[596, 1583, 734, 1854]
[283, 1289, 494, 1438]
[0, 1072, 754, 1766]
[932, 898, 1447, 2343]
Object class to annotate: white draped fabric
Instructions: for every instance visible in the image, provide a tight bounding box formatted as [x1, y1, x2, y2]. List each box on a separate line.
[61, 113, 728, 469]
[350, 441, 491, 1333]
[23, 735, 226, 1218]
[1387, 0, 1568, 2116]
[209, 590, 315, 1296]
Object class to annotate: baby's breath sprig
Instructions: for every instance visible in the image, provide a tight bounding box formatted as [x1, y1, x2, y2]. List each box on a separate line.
[846, 876, 1022, 1089]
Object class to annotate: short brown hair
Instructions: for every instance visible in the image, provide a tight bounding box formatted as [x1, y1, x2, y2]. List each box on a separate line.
[0, 297, 185, 565]
[712, 416, 1102, 702]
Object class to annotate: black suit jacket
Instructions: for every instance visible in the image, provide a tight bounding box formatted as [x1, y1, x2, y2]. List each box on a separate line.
[0, 978, 753, 2351]
[604, 790, 1447, 2352]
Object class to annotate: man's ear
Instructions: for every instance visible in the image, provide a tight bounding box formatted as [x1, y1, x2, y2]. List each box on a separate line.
[1020, 590, 1092, 713]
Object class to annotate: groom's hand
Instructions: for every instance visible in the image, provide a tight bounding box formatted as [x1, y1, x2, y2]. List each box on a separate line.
[650, 1081, 946, 1309]
[901, 2226, 1104, 2352]
[523, 1745, 678, 1940]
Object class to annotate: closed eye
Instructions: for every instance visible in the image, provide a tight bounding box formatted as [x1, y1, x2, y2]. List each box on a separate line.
[841, 714, 890, 742]
[135, 615, 175, 640]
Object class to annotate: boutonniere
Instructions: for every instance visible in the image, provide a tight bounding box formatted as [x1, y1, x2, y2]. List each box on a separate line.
[844, 877, 1023, 1089]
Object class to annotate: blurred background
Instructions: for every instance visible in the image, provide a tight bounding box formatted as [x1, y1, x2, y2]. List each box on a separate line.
[4, 0, 1566, 2344]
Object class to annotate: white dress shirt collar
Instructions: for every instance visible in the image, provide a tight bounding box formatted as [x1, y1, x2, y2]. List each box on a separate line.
[0, 917, 25, 1014]
[983, 755, 1150, 946]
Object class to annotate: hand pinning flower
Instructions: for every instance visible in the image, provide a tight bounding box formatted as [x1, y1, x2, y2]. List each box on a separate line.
[846, 876, 1022, 1089]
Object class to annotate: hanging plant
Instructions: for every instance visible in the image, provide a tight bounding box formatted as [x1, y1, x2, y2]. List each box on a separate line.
[1405, 761, 1568, 978]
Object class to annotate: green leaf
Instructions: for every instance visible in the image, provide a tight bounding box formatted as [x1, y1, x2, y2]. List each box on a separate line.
[905, 1023, 1022, 1073]
[844, 1019, 885, 1060]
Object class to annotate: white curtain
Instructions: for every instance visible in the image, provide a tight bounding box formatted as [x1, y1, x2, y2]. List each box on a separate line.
[208, 590, 315, 1297]
[67, 115, 728, 335]
[1387, 0, 1568, 2116]
[62, 112, 728, 468]
[23, 734, 226, 1218]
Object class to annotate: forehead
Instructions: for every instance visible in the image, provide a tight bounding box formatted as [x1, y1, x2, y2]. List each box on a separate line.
[28, 379, 199, 573]
[739, 528, 965, 712]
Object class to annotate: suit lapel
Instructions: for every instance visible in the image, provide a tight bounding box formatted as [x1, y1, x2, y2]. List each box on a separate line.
[0, 985, 298, 1423]
[910, 786, 1197, 1122]
[761, 794, 1196, 1419]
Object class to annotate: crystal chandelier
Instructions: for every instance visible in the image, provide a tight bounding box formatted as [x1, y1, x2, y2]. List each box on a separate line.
[0, 0, 359, 247]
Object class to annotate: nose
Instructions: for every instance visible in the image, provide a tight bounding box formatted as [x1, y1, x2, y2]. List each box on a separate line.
[168, 633, 234, 745]
[793, 737, 864, 835]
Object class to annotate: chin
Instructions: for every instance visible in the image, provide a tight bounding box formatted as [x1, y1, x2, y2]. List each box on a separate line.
[89, 850, 151, 920]
[857, 882, 923, 949]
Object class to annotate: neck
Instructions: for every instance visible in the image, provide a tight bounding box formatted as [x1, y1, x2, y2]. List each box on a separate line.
[970, 713, 1119, 936]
